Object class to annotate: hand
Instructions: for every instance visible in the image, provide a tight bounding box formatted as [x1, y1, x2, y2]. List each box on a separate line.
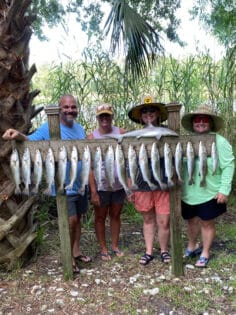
[127, 192, 135, 203]
[91, 191, 100, 206]
[2, 129, 26, 141]
[215, 192, 228, 204]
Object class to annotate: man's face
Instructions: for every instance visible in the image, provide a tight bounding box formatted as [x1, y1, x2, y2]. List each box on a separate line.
[59, 96, 78, 124]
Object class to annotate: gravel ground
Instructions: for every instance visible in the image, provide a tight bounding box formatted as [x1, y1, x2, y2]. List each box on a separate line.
[0, 211, 235, 315]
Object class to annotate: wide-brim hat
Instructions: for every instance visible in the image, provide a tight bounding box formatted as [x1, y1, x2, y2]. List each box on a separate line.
[128, 95, 168, 124]
[96, 103, 113, 116]
[181, 104, 224, 132]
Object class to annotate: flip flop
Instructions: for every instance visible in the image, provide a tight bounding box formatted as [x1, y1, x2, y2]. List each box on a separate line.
[74, 255, 92, 263]
[100, 253, 111, 261]
[184, 247, 202, 258]
[195, 256, 209, 268]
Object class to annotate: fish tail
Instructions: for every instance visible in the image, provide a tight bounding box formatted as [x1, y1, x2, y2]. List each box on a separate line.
[57, 186, 65, 195]
[22, 186, 30, 196]
[14, 186, 21, 195]
[149, 184, 158, 191]
[31, 185, 39, 195]
[65, 183, 73, 190]
[159, 182, 168, 191]
[43, 187, 52, 196]
[200, 179, 206, 187]
[167, 180, 175, 188]
[131, 184, 139, 191]
[78, 187, 85, 196]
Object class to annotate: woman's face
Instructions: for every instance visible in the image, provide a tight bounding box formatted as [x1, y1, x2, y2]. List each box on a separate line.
[192, 115, 211, 134]
[140, 106, 160, 125]
[97, 113, 113, 128]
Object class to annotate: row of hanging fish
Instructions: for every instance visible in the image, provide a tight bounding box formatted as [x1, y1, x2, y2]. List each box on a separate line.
[10, 141, 218, 196]
[10, 146, 91, 196]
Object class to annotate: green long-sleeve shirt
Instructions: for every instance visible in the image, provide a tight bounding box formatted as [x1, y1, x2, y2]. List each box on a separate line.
[181, 133, 235, 205]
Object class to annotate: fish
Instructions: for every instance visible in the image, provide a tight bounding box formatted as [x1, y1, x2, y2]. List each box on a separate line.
[211, 141, 218, 175]
[186, 141, 195, 185]
[93, 146, 103, 191]
[57, 146, 67, 194]
[104, 126, 178, 143]
[21, 147, 31, 196]
[79, 145, 91, 196]
[150, 142, 167, 190]
[199, 141, 208, 187]
[65, 146, 78, 191]
[31, 149, 43, 194]
[128, 144, 139, 190]
[44, 147, 55, 196]
[104, 145, 115, 190]
[164, 142, 174, 187]
[10, 148, 21, 195]
[115, 144, 131, 196]
[139, 143, 157, 191]
[175, 142, 183, 184]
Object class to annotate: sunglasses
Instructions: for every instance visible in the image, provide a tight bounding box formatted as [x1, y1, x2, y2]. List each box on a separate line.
[141, 107, 158, 114]
[193, 116, 210, 124]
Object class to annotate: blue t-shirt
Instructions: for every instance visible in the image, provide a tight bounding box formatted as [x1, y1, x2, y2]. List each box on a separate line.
[28, 121, 85, 195]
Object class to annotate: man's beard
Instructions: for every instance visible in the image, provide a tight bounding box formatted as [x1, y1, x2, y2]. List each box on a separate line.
[60, 112, 77, 123]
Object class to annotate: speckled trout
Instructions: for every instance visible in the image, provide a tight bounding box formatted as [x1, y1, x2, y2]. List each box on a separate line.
[79, 145, 91, 196]
[10, 148, 21, 195]
[211, 141, 218, 175]
[186, 141, 195, 185]
[128, 144, 139, 190]
[199, 141, 207, 187]
[115, 144, 131, 196]
[151, 142, 167, 190]
[139, 143, 157, 191]
[57, 146, 67, 194]
[93, 146, 103, 191]
[31, 149, 43, 194]
[44, 147, 55, 196]
[105, 145, 115, 190]
[175, 142, 183, 184]
[21, 147, 31, 196]
[164, 143, 174, 188]
[65, 146, 78, 191]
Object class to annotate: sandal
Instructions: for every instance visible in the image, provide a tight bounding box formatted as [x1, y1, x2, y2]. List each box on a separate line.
[72, 264, 80, 274]
[184, 247, 202, 258]
[160, 251, 171, 263]
[112, 249, 124, 257]
[195, 256, 209, 268]
[74, 255, 92, 263]
[100, 253, 111, 261]
[139, 253, 154, 265]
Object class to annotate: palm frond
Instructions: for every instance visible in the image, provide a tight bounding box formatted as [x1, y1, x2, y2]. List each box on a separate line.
[105, 0, 163, 80]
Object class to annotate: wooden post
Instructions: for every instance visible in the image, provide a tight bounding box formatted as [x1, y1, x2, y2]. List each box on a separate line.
[44, 105, 73, 280]
[166, 102, 184, 276]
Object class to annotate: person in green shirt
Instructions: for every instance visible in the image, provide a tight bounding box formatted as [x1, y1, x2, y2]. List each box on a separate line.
[181, 104, 235, 267]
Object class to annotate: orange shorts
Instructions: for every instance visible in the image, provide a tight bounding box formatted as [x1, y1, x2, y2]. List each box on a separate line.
[133, 191, 170, 215]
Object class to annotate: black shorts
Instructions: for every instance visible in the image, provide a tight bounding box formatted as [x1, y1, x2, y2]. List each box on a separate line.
[67, 194, 88, 217]
[97, 189, 126, 207]
[181, 198, 226, 221]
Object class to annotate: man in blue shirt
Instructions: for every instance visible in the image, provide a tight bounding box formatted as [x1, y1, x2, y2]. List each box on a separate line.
[3, 94, 91, 273]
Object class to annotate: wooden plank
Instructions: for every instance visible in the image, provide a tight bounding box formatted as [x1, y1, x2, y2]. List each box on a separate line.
[13, 134, 216, 161]
[44, 106, 73, 280]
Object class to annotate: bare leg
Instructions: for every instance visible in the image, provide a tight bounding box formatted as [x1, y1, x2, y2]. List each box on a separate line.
[94, 205, 110, 259]
[186, 217, 201, 251]
[142, 209, 156, 256]
[200, 218, 216, 258]
[69, 214, 81, 269]
[109, 203, 123, 255]
[156, 213, 170, 253]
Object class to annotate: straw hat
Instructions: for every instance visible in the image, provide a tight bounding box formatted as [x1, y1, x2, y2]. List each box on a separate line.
[128, 95, 168, 124]
[181, 104, 224, 132]
[96, 103, 113, 116]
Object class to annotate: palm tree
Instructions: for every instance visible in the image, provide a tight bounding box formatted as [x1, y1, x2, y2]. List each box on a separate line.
[0, 0, 164, 269]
